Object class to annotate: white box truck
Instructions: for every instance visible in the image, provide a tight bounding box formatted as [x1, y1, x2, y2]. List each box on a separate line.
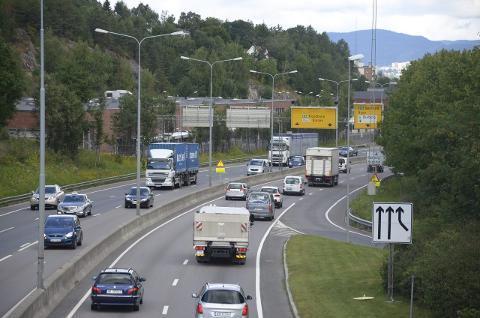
[193, 206, 250, 265]
[305, 147, 339, 186]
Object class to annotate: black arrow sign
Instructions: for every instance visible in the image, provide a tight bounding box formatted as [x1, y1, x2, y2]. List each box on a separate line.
[328, 123, 332, 126]
[295, 122, 299, 126]
[396, 207, 409, 231]
[376, 206, 384, 240]
[386, 206, 394, 239]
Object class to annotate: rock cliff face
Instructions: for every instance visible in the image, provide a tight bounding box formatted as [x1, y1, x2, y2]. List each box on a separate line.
[13, 28, 37, 73]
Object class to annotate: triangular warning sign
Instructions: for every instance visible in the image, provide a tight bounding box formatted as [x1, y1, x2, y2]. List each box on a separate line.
[217, 160, 224, 167]
[371, 174, 380, 182]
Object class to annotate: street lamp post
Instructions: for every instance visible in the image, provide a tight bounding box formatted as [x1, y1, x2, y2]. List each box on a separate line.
[250, 69, 298, 168]
[181, 56, 243, 187]
[346, 54, 364, 243]
[319, 77, 357, 147]
[95, 28, 188, 216]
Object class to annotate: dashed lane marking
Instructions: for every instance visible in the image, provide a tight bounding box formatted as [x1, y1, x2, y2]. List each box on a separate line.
[0, 207, 26, 217]
[0, 227, 14, 234]
[172, 279, 179, 286]
[182, 259, 188, 265]
[18, 241, 38, 252]
[93, 214, 100, 217]
[115, 205, 121, 209]
[0, 255, 12, 262]
[162, 306, 169, 315]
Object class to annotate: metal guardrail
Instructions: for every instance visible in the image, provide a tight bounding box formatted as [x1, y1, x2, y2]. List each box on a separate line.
[348, 208, 372, 229]
[0, 155, 258, 207]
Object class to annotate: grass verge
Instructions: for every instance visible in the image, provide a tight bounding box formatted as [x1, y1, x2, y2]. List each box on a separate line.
[350, 175, 414, 221]
[287, 235, 431, 318]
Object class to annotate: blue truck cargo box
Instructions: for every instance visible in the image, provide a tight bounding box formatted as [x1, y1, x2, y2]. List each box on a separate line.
[186, 143, 199, 172]
[148, 143, 188, 173]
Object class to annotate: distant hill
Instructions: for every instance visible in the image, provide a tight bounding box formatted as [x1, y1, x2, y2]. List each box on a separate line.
[327, 29, 479, 66]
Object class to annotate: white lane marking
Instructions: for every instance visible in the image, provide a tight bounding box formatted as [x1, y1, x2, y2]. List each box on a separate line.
[162, 305, 169, 315]
[18, 241, 38, 252]
[0, 227, 14, 234]
[115, 205, 121, 209]
[0, 207, 26, 217]
[256, 203, 296, 318]
[20, 242, 29, 248]
[308, 193, 313, 196]
[339, 181, 344, 184]
[172, 279, 179, 286]
[324, 184, 371, 238]
[360, 174, 367, 177]
[299, 198, 303, 201]
[66, 175, 290, 318]
[155, 194, 161, 197]
[1, 287, 37, 318]
[65, 195, 225, 318]
[0, 255, 12, 262]
[276, 221, 305, 235]
[86, 183, 135, 195]
[182, 259, 188, 265]
[93, 214, 100, 217]
[34, 218, 39, 221]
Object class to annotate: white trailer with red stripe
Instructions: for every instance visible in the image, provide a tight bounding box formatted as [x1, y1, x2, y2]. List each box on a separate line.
[193, 205, 250, 264]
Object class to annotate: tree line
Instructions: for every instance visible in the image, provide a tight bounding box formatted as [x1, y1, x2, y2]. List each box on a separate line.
[0, 0, 366, 156]
[380, 48, 480, 317]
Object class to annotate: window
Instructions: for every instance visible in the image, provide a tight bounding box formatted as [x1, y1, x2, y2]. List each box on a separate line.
[97, 273, 133, 285]
[201, 290, 245, 304]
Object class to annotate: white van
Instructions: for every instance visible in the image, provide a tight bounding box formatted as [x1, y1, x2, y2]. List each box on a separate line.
[247, 158, 271, 176]
[282, 175, 305, 195]
[338, 158, 350, 173]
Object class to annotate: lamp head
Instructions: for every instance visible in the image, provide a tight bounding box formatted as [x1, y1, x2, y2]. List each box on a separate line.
[94, 28, 109, 34]
[233, 57, 243, 61]
[180, 56, 189, 60]
[348, 54, 364, 61]
[289, 70, 298, 74]
[170, 30, 189, 36]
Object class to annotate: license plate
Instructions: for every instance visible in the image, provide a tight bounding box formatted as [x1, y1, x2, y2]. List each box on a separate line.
[50, 238, 61, 242]
[213, 312, 231, 317]
[286, 187, 292, 190]
[106, 289, 123, 294]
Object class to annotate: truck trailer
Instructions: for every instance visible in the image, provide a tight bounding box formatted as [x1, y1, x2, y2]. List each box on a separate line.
[268, 133, 318, 166]
[145, 143, 199, 189]
[193, 205, 250, 264]
[305, 147, 339, 186]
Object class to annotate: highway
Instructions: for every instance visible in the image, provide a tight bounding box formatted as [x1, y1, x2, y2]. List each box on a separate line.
[0, 162, 263, 317]
[46, 162, 380, 318]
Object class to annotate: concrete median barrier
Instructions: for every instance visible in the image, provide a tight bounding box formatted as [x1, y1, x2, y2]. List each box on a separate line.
[6, 167, 303, 318]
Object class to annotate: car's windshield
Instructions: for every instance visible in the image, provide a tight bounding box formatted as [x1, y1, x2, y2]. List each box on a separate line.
[36, 186, 56, 194]
[291, 157, 303, 163]
[97, 273, 133, 285]
[228, 184, 242, 190]
[45, 217, 74, 227]
[128, 188, 149, 196]
[249, 160, 263, 166]
[285, 178, 300, 185]
[201, 290, 245, 304]
[261, 188, 276, 194]
[63, 195, 85, 203]
[248, 193, 269, 202]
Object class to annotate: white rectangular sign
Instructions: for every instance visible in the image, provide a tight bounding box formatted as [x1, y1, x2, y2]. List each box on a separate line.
[372, 202, 413, 244]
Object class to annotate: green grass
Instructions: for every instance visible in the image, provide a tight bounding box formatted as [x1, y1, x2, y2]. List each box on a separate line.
[287, 235, 432, 318]
[350, 176, 414, 220]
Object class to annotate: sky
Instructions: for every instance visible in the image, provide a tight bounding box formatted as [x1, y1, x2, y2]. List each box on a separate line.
[121, 0, 480, 41]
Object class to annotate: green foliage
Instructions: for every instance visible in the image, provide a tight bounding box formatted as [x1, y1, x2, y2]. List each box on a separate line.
[0, 36, 25, 128]
[378, 49, 480, 316]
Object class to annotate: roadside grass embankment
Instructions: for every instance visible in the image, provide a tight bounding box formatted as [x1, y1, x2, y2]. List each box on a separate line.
[0, 139, 266, 198]
[286, 235, 432, 318]
[350, 175, 414, 221]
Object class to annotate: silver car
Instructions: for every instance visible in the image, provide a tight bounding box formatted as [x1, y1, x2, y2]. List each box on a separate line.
[246, 191, 275, 220]
[246, 158, 271, 176]
[225, 183, 249, 200]
[260, 186, 283, 208]
[193, 283, 252, 318]
[57, 192, 93, 217]
[30, 184, 64, 210]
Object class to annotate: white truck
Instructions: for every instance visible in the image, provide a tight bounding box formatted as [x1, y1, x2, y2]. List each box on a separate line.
[305, 147, 339, 186]
[268, 133, 318, 166]
[193, 206, 250, 265]
[367, 150, 385, 173]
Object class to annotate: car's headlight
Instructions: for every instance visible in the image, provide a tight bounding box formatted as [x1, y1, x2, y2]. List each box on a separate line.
[141, 198, 148, 202]
[43, 234, 47, 239]
[32, 196, 39, 201]
[125, 197, 133, 201]
[165, 178, 171, 182]
[146, 177, 152, 182]
[65, 232, 74, 238]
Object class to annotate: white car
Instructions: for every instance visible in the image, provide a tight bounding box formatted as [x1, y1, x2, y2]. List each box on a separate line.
[260, 186, 283, 208]
[30, 184, 65, 210]
[225, 182, 249, 200]
[338, 158, 350, 173]
[247, 158, 271, 176]
[282, 176, 305, 195]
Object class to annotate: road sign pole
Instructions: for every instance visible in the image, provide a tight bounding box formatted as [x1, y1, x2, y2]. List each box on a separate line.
[409, 274, 415, 318]
[388, 243, 395, 301]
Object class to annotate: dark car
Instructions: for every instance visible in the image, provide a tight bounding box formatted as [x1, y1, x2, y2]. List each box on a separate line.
[339, 146, 358, 157]
[288, 156, 305, 167]
[193, 283, 252, 318]
[57, 192, 93, 217]
[91, 268, 146, 311]
[124, 187, 154, 208]
[44, 214, 83, 249]
[246, 191, 275, 220]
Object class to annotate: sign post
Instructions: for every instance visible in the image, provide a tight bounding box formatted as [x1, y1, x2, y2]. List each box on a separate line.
[372, 202, 413, 301]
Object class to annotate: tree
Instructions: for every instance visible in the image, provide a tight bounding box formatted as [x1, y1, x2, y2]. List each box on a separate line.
[44, 79, 85, 157]
[0, 37, 25, 128]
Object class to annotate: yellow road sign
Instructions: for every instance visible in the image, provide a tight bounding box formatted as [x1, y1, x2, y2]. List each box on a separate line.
[216, 160, 225, 173]
[371, 174, 381, 187]
[291, 107, 337, 129]
[353, 103, 383, 129]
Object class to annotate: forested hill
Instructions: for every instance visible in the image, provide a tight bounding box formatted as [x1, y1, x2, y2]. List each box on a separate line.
[0, 0, 353, 106]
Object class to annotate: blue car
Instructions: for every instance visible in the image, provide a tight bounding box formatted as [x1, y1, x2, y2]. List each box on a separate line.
[44, 214, 83, 249]
[288, 156, 305, 167]
[91, 268, 146, 311]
